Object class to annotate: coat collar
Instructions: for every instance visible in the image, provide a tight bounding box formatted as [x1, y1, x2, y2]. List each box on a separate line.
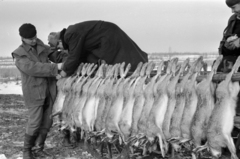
[224, 14, 238, 37]
[230, 14, 237, 20]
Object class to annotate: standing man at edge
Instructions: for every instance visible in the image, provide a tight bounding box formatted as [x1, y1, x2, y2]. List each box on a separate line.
[12, 23, 67, 159]
[218, 0, 240, 73]
[218, 1, 240, 157]
[218, 0, 240, 113]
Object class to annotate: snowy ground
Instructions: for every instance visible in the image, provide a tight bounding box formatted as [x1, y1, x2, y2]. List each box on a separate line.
[0, 81, 22, 95]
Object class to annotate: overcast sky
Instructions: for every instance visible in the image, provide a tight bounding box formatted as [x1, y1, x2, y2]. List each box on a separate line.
[0, 0, 233, 57]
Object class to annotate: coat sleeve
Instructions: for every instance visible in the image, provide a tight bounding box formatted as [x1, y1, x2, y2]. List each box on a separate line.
[48, 48, 69, 63]
[219, 28, 227, 55]
[12, 53, 58, 77]
[218, 15, 236, 55]
[62, 32, 86, 76]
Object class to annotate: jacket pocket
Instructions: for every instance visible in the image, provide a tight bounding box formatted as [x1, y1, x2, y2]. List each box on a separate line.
[31, 78, 47, 100]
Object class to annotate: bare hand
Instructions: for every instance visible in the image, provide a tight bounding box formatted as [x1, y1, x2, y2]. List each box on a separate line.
[56, 74, 62, 80]
[60, 70, 67, 78]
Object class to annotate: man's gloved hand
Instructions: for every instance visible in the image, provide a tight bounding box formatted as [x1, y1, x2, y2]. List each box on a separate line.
[57, 63, 63, 70]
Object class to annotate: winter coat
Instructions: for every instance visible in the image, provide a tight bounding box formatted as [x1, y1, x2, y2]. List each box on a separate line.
[218, 14, 240, 72]
[219, 14, 238, 55]
[61, 20, 148, 75]
[12, 39, 67, 107]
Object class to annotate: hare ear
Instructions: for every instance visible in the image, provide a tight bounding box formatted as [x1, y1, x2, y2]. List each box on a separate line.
[123, 63, 131, 77]
[130, 62, 143, 78]
[156, 61, 164, 75]
[140, 62, 148, 77]
[113, 64, 120, 79]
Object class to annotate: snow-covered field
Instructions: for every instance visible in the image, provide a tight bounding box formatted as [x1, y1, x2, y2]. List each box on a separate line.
[0, 81, 22, 94]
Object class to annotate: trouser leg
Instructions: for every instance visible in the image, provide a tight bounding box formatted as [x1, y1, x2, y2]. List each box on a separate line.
[26, 104, 43, 136]
[23, 133, 38, 159]
[236, 91, 240, 116]
[61, 128, 76, 148]
[33, 96, 54, 158]
[24, 102, 44, 159]
[34, 129, 54, 158]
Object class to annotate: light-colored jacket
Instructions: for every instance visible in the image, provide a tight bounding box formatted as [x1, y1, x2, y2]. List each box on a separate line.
[12, 39, 67, 107]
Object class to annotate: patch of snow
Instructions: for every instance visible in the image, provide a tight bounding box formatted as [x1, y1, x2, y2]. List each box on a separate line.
[45, 141, 55, 149]
[0, 108, 26, 115]
[0, 154, 7, 159]
[0, 81, 22, 94]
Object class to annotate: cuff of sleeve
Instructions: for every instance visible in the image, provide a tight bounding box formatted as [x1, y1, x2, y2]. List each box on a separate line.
[61, 65, 69, 76]
[51, 64, 59, 76]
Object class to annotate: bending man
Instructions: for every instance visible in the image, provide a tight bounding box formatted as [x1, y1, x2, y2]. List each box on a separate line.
[48, 20, 148, 78]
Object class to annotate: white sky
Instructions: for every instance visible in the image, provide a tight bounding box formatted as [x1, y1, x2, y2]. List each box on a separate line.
[0, 0, 233, 56]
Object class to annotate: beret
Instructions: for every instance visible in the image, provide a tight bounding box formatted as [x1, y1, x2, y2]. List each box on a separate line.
[19, 23, 37, 39]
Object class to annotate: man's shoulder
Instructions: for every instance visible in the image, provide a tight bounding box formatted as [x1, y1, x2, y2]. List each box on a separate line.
[67, 20, 101, 31]
[37, 39, 49, 49]
[228, 14, 237, 22]
[12, 45, 26, 55]
[11, 45, 29, 59]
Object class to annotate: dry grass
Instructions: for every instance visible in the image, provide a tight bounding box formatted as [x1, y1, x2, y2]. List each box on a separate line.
[0, 66, 21, 83]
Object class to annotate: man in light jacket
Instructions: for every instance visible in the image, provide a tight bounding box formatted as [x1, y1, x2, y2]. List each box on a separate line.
[12, 23, 67, 159]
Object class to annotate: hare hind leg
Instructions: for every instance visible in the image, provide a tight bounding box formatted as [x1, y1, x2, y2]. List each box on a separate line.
[226, 134, 239, 159]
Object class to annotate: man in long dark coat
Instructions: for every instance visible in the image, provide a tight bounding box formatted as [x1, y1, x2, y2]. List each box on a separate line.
[48, 20, 148, 77]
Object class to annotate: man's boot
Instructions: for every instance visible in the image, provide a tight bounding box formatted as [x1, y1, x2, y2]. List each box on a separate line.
[61, 129, 75, 148]
[23, 133, 37, 159]
[33, 131, 54, 159]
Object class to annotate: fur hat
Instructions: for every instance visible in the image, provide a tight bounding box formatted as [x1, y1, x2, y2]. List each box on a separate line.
[19, 23, 37, 38]
[226, 0, 240, 7]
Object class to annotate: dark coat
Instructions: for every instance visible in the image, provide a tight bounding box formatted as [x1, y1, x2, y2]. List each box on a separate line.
[219, 14, 238, 54]
[61, 20, 148, 75]
[218, 14, 239, 72]
[12, 39, 67, 107]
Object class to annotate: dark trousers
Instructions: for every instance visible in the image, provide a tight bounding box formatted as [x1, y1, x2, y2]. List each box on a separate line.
[26, 95, 53, 136]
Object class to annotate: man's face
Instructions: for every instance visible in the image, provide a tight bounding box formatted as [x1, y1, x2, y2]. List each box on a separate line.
[57, 41, 64, 50]
[48, 34, 59, 48]
[22, 36, 37, 46]
[231, 3, 240, 16]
